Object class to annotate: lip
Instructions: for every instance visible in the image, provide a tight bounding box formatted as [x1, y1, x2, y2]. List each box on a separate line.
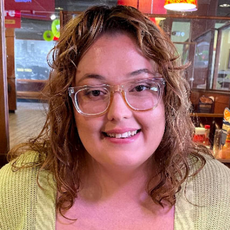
[102, 128, 141, 144]
[104, 128, 140, 134]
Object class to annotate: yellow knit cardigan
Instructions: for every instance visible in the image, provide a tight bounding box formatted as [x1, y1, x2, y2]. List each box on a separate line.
[0, 151, 230, 230]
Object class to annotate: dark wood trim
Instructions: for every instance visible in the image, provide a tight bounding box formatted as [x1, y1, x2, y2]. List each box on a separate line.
[6, 28, 16, 111]
[0, 0, 10, 155]
[145, 14, 230, 21]
[190, 113, 223, 118]
[61, 11, 230, 21]
[0, 154, 8, 168]
[192, 88, 230, 95]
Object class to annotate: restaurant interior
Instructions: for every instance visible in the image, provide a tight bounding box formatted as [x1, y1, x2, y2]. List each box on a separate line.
[1, 0, 230, 167]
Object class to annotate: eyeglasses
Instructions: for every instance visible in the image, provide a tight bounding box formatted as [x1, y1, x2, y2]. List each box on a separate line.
[68, 78, 165, 117]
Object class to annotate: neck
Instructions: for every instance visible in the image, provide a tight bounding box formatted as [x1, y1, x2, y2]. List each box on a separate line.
[79, 156, 159, 202]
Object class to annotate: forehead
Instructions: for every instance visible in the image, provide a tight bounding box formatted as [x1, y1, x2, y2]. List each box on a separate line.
[75, 33, 158, 85]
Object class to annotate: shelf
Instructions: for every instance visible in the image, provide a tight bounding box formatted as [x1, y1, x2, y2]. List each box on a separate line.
[217, 159, 230, 168]
[190, 113, 223, 118]
[218, 159, 230, 164]
[17, 79, 47, 83]
[17, 91, 44, 100]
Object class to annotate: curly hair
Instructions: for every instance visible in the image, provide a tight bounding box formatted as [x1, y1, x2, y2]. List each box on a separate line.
[9, 5, 210, 215]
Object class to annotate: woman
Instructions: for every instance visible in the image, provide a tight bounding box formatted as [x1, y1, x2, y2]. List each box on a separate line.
[0, 5, 230, 230]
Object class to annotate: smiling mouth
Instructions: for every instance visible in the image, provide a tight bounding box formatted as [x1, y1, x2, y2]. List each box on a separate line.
[103, 130, 141, 139]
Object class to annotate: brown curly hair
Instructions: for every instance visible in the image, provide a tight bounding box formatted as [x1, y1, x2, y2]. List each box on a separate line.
[9, 5, 210, 215]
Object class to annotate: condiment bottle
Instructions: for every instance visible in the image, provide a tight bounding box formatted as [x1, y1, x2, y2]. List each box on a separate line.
[221, 132, 230, 159]
[193, 127, 206, 144]
[213, 129, 222, 158]
[209, 120, 217, 150]
[204, 125, 210, 147]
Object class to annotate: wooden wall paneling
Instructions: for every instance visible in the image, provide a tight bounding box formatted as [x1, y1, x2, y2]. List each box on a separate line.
[6, 28, 16, 111]
[0, 0, 10, 157]
[190, 90, 230, 114]
[212, 94, 230, 114]
[8, 78, 16, 107]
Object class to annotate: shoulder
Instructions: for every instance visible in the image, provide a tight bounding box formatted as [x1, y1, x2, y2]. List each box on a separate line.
[193, 154, 230, 208]
[175, 153, 230, 229]
[193, 154, 230, 226]
[0, 151, 41, 189]
[194, 153, 230, 191]
[0, 151, 56, 229]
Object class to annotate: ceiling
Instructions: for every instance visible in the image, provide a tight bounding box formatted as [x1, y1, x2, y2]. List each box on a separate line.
[14, 0, 230, 40]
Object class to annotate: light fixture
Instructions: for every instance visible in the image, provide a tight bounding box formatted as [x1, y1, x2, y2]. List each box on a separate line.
[164, 0, 197, 12]
[50, 14, 56, 20]
[219, 4, 230, 8]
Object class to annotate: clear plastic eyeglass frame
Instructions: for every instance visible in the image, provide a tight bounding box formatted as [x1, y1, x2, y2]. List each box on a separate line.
[68, 78, 165, 117]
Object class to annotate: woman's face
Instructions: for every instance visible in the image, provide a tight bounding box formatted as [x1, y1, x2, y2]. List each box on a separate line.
[73, 33, 165, 170]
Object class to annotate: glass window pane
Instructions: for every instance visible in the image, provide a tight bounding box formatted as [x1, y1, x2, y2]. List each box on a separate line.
[171, 21, 190, 43]
[15, 39, 54, 80]
[215, 26, 230, 90]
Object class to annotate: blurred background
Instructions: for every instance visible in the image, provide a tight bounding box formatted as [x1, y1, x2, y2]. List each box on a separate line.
[1, 0, 230, 166]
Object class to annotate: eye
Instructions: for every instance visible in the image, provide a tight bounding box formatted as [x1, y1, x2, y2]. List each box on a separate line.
[82, 87, 109, 101]
[130, 84, 151, 92]
[89, 90, 102, 97]
[85, 89, 106, 97]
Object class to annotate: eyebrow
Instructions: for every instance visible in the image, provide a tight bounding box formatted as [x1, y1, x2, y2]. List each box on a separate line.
[76, 74, 106, 84]
[128, 68, 155, 77]
[76, 68, 157, 84]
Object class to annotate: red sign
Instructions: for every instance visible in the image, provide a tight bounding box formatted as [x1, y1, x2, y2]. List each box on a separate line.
[20, 11, 53, 21]
[4, 0, 54, 11]
[5, 10, 21, 28]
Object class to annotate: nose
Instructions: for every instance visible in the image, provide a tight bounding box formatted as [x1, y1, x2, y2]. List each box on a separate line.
[107, 91, 132, 121]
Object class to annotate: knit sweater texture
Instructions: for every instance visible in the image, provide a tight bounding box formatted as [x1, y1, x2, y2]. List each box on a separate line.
[0, 151, 230, 230]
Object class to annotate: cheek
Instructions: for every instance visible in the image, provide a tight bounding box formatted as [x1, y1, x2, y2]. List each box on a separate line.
[142, 103, 165, 138]
[148, 116, 165, 135]
[74, 113, 89, 135]
[74, 113, 88, 141]
[74, 112, 102, 142]
[149, 102, 165, 126]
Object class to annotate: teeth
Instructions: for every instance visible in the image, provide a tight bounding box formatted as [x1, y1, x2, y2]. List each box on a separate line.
[106, 130, 138, 138]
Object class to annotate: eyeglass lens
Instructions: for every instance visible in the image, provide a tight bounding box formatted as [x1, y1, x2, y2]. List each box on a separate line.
[73, 79, 163, 115]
